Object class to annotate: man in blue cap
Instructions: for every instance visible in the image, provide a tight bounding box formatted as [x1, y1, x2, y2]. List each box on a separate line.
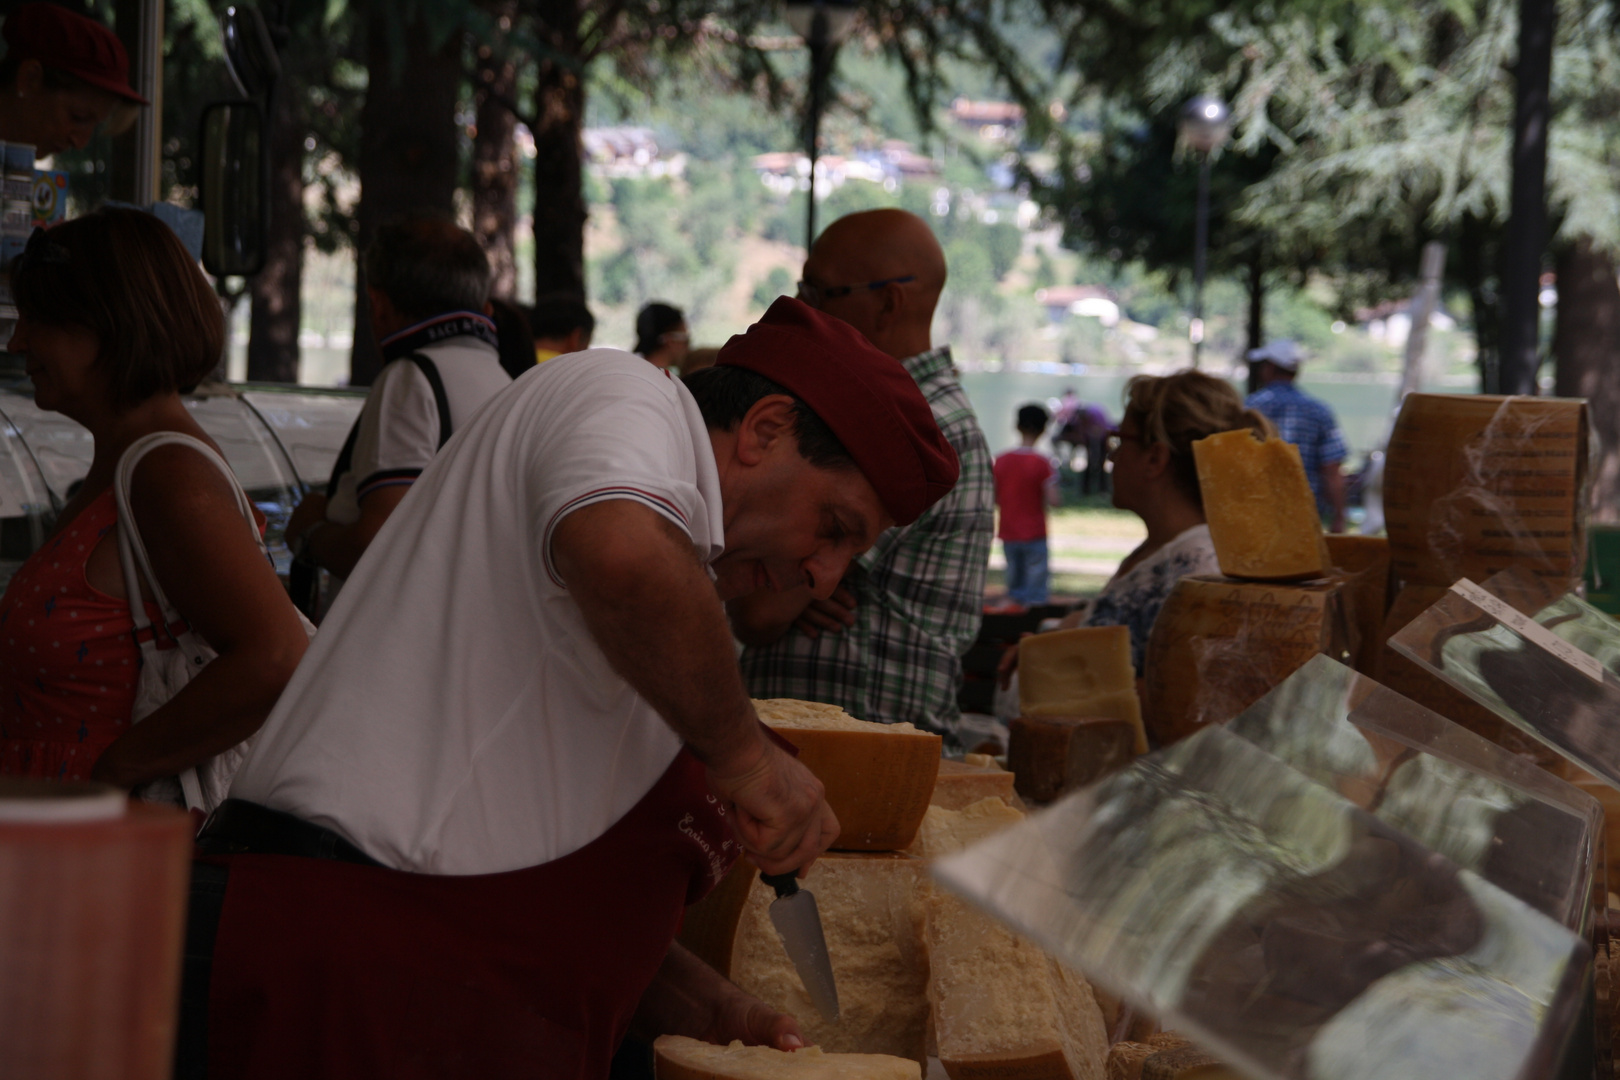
[1246, 339, 1349, 531]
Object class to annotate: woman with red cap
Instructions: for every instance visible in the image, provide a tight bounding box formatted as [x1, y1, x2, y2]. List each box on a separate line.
[0, 3, 147, 159]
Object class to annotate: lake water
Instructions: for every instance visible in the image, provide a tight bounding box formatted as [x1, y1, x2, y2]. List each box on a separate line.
[960, 367, 1479, 465]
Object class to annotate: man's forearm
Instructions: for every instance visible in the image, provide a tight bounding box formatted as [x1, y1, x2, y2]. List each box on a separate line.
[554, 502, 763, 769]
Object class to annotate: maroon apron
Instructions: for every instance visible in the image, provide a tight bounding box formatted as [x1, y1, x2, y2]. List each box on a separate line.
[204, 747, 739, 1079]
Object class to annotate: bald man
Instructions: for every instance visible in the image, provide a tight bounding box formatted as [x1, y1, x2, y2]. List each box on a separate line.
[727, 209, 995, 744]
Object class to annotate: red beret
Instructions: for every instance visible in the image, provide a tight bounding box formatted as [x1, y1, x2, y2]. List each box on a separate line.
[4, 4, 147, 104]
[717, 296, 959, 526]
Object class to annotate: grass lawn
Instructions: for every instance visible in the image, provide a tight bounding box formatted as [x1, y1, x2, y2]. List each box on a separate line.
[985, 483, 1145, 603]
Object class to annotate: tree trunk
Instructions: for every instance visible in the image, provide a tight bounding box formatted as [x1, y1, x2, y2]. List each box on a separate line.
[1459, 212, 1502, 393]
[1499, 0, 1557, 396]
[247, 83, 307, 383]
[472, 5, 519, 300]
[349, 1, 463, 386]
[531, 2, 587, 299]
[1245, 242, 1263, 352]
[1552, 238, 1620, 524]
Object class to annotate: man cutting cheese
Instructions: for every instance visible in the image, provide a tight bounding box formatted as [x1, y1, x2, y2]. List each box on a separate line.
[178, 298, 959, 1079]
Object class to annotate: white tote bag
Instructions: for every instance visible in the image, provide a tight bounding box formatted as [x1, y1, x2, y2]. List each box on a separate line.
[116, 431, 313, 813]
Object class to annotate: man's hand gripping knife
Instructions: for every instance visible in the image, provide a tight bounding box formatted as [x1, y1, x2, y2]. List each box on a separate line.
[551, 498, 841, 876]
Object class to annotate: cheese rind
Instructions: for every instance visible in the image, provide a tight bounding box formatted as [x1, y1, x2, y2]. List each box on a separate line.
[651, 1035, 922, 1080]
[1022, 689, 1146, 756]
[752, 699, 942, 851]
[1144, 575, 1347, 748]
[1193, 429, 1330, 582]
[1324, 534, 1392, 676]
[1008, 715, 1136, 804]
[931, 759, 1017, 811]
[729, 852, 931, 1063]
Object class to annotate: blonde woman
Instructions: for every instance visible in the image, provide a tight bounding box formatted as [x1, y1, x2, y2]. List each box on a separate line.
[1080, 370, 1274, 672]
[1000, 370, 1274, 692]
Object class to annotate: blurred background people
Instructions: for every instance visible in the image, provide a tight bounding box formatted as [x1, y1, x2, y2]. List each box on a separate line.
[1246, 339, 1349, 531]
[528, 292, 595, 367]
[0, 3, 144, 158]
[0, 209, 307, 788]
[634, 301, 688, 369]
[993, 403, 1060, 609]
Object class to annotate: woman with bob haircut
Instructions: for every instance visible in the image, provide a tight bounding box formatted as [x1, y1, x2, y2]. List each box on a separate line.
[0, 208, 309, 791]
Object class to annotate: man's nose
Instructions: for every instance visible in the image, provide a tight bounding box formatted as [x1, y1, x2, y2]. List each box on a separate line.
[802, 548, 849, 600]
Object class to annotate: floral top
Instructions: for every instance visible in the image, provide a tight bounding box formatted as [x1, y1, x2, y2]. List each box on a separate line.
[1085, 523, 1220, 675]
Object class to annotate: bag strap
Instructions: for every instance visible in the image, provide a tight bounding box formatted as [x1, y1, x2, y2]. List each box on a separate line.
[406, 352, 453, 450]
[321, 351, 450, 499]
[114, 432, 263, 643]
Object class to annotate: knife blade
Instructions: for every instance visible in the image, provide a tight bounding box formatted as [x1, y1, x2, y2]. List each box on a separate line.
[761, 870, 840, 1022]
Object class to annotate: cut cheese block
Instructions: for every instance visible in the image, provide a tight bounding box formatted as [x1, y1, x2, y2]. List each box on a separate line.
[1384, 393, 1588, 591]
[1143, 575, 1349, 748]
[931, 759, 1017, 811]
[753, 699, 942, 851]
[726, 852, 931, 1063]
[1017, 628, 1145, 753]
[651, 1035, 921, 1080]
[928, 890, 1109, 1080]
[1008, 715, 1136, 804]
[1192, 428, 1331, 582]
[1375, 585, 1579, 778]
[906, 797, 1026, 860]
[1324, 534, 1392, 676]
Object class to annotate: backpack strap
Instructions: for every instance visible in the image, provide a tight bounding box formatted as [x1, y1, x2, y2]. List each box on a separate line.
[322, 350, 451, 498]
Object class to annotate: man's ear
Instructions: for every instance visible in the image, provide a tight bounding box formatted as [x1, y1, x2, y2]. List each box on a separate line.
[873, 280, 907, 333]
[15, 59, 42, 98]
[734, 394, 798, 466]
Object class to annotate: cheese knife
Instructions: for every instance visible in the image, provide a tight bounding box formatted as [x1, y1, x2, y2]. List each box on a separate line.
[760, 870, 841, 1022]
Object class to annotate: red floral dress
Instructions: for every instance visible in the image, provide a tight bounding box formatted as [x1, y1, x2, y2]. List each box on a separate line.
[0, 489, 162, 781]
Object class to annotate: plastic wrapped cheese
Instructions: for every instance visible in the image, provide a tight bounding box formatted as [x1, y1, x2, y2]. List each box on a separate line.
[1143, 575, 1349, 748]
[652, 1035, 921, 1079]
[1383, 393, 1589, 590]
[753, 699, 941, 851]
[1323, 534, 1392, 676]
[1193, 429, 1331, 581]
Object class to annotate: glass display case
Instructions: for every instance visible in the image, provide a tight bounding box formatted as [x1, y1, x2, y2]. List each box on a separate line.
[0, 375, 362, 588]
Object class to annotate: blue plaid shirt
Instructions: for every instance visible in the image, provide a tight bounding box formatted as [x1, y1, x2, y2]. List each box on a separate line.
[1246, 382, 1348, 514]
[738, 346, 995, 739]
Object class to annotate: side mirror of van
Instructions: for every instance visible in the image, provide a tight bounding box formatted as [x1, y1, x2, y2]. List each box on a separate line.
[199, 101, 267, 278]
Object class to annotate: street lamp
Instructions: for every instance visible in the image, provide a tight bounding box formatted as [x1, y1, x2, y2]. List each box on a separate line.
[1178, 94, 1231, 368]
[785, 0, 858, 247]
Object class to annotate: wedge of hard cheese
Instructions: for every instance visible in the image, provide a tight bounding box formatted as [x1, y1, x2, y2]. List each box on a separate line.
[931, 759, 1018, 811]
[652, 1035, 921, 1080]
[1008, 715, 1137, 804]
[727, 852, 931, 1063]
[1193, 428, 1331, 581]
[1016, 627, 1146, 754]
[754, 699, 942, 851]
[913, 799, 1109, 1080]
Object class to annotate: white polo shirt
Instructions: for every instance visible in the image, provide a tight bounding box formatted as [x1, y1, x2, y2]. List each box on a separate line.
[232, 350, 725, 875]
[325, 324, 514, 526]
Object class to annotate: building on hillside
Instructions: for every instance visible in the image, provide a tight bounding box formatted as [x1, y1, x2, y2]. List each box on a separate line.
[751, 141, 941, 197]
[1035, 284, 1120, 328]
[584, 127, 686, 179]
[949, 98, 1025, 143]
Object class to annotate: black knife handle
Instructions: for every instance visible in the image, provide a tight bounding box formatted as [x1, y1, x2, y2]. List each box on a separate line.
[760, 870, 799, 898]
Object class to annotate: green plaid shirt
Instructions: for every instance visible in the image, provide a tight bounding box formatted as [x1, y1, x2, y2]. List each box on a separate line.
[739, 346, 994, 738]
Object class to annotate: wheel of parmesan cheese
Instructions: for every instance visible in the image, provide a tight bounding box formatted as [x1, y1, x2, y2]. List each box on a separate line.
[652, 1035, 921, 1079]
[753, 699, 941, 851]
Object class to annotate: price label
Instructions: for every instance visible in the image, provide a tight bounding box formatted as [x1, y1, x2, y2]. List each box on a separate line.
[1450, 578, 1606, 684]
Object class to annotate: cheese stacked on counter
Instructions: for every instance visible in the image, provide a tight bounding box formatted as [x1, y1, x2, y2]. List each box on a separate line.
[652, 1035, 920, 1079]
[1105, 1035, 1237, 1080]
[930, 759, 1018, 811]
[679, 703, 1106, 1078]
[753, 699, 942, 851]
[1192, 429, 1331, 581]
[1012, 626, 1144, 803]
